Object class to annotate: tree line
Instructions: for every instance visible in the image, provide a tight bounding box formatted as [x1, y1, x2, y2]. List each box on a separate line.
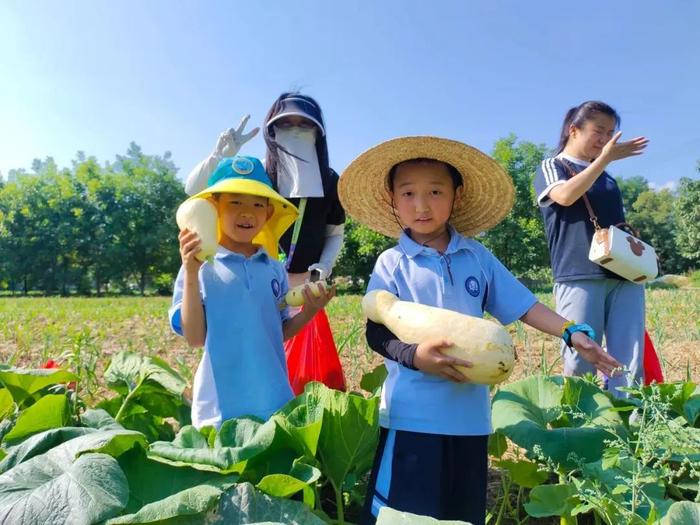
[1, 137, 697, 295]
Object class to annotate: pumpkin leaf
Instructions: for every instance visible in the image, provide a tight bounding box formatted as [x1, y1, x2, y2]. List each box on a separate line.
[0, 452, 128, 524]
[492, 376, 623, 468]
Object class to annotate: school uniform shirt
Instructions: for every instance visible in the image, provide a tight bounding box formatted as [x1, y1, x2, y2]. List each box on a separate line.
[169, 246, 293, 428]
[534, 154, 626, 283]
[281, 169, 345, 273]
[367, 228, 538, 436]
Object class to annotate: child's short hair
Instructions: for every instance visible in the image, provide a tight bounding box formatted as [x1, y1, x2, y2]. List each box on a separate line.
[387, 158, 464, 192]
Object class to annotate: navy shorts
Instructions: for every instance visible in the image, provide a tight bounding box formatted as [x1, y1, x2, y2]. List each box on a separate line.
[360, 427, 488, 525]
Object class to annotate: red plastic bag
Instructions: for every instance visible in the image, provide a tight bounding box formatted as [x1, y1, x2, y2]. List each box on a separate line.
[284, 308, 346, 395]
[643, 330, 664, 385]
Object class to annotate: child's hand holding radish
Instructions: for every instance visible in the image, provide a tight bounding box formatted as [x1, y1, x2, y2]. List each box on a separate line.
[179, 229, 204, 275]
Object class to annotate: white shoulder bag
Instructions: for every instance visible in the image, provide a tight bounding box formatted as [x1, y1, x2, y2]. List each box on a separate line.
[561, 160, 659, 284]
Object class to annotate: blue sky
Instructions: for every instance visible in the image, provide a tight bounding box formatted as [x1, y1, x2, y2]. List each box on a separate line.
[1, 1, 698, 189]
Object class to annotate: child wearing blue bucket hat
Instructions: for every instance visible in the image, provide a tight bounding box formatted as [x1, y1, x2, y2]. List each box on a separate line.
[169, 155, 335, 428]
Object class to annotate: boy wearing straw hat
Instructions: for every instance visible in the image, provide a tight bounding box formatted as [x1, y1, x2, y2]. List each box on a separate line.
[339, 137, 622, 524]
[170, 156, 334, 429]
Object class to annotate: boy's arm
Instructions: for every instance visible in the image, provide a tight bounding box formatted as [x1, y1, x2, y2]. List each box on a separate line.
[519, 302, 623, 377]
[366, 320, 472, 382]
[282, 283, 335, 340]
[178, 229, 206, 347]
[366, 320, 418, 369]
[181, 268, 206, 347]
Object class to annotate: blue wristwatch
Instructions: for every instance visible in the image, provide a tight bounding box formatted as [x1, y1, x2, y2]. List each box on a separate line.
[562, 323, 596, 348]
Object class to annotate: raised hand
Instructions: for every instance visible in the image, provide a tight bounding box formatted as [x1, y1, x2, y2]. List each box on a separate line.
[214, 115, 260, 158]
[179, 229, 204, 274]
[413, 338, 473, 383]
[600, 131, 649, 162]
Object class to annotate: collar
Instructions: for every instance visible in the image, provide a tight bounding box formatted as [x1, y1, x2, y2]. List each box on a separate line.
[557, 153, 591, 167]
[398, 225, 473, 258]
[215, 245, 270, 262]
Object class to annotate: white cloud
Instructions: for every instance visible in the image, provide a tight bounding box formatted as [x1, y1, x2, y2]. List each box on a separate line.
[649, 180, 678, 191]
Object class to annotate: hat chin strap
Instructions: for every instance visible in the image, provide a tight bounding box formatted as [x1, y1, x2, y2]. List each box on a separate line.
[389, 197, 408, 236]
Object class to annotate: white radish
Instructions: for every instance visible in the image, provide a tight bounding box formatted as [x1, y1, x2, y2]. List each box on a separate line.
[362, 289, 515, 384]
[176, 199, 218, 263]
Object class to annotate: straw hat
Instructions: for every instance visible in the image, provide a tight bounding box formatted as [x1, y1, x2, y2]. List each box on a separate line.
[189, 156, 298, 258]
[338, 136, 514, 238]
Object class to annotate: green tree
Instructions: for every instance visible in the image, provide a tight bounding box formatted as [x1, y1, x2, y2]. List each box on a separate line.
[0, 144, 185, 295]
[71, 156, 119, 294]
[109, 143, 184, 295]
[0, 161, 94, 294]
[627, 189, 691, 274]
[481, 134, 550, 278]
[41, 169, 84, 294]
[334, 217, 393, 287]
[616, 175, 650, 212]
[0, 174, 55, 293]
[674, 175, 700, 268]
[6, 168, 28, 183]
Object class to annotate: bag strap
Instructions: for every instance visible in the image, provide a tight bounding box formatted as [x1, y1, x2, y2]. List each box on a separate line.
[615, 222, 641, 238]
[558, 159, 602, 231]
[559, 159, 647, 240]
[284, 198, 308, 271]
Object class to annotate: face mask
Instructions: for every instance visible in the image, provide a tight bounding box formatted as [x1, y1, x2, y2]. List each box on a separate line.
[273, 126, 324, 198]
[276, 125, 317, 139]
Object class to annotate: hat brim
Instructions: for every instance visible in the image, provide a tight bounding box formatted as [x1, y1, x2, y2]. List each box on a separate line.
[267, 112, 326, 136]
[190, 179, 298, 257]
[265, 97, 326, 136]
[338, 136, 514, 238]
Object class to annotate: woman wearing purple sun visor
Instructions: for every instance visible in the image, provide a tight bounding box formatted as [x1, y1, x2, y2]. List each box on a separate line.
[185, 93, 345, 288]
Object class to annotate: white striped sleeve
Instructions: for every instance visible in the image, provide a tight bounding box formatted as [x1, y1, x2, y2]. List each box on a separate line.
[536, 158, 566, 207]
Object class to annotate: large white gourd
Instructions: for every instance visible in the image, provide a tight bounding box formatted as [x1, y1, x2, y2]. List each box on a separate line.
[176, 199, 218, 263]
[362, 289, 515, 384]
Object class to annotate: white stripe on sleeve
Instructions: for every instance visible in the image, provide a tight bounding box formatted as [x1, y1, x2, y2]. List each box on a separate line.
[545, 158, 559, 185]
[537, 180, 567, 207]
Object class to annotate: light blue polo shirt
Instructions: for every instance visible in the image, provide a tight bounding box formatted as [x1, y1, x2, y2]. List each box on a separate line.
[169, 246, 293, 428]
[367, 228, 538, 436]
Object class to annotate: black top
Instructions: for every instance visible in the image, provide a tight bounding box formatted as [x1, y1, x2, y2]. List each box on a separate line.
[534, 156, 626, 282]
[365, 320, 418, 370]
[280, 169, 345, 273]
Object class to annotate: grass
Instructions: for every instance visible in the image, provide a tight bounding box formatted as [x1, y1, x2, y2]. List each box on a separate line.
[0, 288, 698, 401]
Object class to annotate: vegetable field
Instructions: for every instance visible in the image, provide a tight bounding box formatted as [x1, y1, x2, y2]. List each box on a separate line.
[0, 288, 698, 524]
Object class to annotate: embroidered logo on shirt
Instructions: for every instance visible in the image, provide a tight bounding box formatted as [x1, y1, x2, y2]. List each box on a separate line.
[271, 278, 281, 298]
[465, 276, 480, 297]
[232, 157, 254, 175]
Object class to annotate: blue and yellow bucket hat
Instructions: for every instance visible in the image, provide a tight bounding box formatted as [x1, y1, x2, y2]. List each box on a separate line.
[189, 156, 298, 258]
